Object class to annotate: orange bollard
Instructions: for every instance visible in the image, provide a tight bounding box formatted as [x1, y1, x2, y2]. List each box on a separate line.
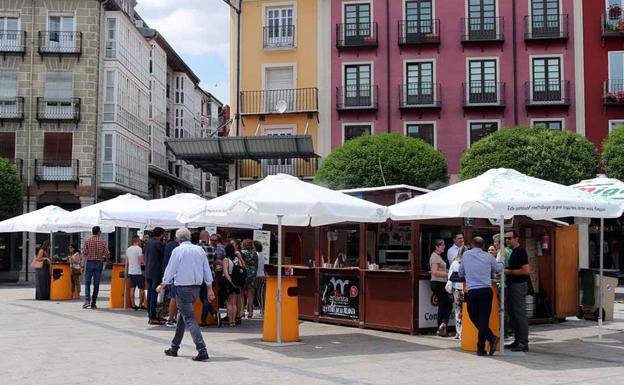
[460, 284, 501, 352]
[50, 263, 72, 301]
[109, 263, 129, 309]
[262, 276, 300, 343]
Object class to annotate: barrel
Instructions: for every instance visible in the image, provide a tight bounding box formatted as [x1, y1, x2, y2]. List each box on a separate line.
[526, 295, 535, 318]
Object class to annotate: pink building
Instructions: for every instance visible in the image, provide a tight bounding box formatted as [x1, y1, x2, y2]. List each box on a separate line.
[331, 0, 577, 177]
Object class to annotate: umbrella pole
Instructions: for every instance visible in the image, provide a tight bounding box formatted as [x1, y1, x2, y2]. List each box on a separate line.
[277, 215, 283, 346]
[599, 218, 604, 340]
[499, 216, 505, 356]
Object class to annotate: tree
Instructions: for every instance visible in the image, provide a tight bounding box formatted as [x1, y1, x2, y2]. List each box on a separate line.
[0, 158, 22, 221]
[460, 127, 598, 185]
[603, 125, 624, 181]
[314, 133, 448, 189]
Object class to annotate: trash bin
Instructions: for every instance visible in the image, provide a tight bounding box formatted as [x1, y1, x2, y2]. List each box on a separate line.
[191, 284, 219, 326]
[579, 269, 618, 321]
[49, 263, 72, 301]
[461, 284, 500, 353]
[263, 275, 300, 343]
[109, 263, 132, 309]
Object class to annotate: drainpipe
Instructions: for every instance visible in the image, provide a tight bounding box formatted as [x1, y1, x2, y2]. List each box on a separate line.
[512, 0, 518, 126]
[24, 0, 36, 281]
[386, 0, 391, 133]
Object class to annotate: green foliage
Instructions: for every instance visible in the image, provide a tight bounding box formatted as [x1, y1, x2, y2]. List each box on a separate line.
[603, 125, 624, 181]
[314, 133, 448, 189]
[460, 127, 598, 185]
[0, 158, 22, 221]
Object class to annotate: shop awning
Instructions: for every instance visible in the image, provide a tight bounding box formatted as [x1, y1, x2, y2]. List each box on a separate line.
[166, 135, 318, 178]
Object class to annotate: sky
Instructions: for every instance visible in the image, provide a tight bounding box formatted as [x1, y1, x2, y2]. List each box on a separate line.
[136, 0, 231, 105]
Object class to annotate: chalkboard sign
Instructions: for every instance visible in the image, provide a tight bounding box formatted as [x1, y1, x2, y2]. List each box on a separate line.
[320, 273, 359, 320]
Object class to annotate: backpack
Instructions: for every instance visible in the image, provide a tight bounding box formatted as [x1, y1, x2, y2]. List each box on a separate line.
[230, 257, 247, 287]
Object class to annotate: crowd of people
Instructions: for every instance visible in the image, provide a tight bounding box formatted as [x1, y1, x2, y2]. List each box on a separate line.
[428, 230, 531, 356]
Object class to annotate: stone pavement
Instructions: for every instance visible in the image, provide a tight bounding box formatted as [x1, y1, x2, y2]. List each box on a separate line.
[1, 284, 624, 385]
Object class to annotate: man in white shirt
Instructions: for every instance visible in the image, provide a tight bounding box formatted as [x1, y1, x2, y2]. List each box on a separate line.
[125, 236, 145, 310]
[447, 233, 466, 265]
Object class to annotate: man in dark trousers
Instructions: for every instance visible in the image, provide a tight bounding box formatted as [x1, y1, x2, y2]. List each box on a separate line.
[504, 230, 530, 352]
[163, 232, 180, 327]
[144, 227, 165, 325]
[459, 236, 504, 356]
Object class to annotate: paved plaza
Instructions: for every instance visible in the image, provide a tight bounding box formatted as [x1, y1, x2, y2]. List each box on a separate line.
[1, 283, 624, 385]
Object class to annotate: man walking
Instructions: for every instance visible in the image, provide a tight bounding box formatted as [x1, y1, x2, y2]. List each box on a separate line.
[163, 233, 180, 327]
[126, 236, 145, 310]
[158, 227, 215, 362]
[144, 227, 165, 325]
[504, 230, 530, 352]
[447, 233, 466, 265]
[82, 226, 110, 309]
[459, 236, 504, 356]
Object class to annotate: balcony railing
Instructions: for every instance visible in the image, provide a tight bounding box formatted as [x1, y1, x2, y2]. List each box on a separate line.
[263, 25, 296, 48]
[602, 13, 624, 37]
[462, 82, 505, 107]
[240, 88, 318, 115]
[336, 85, 379, 111]
[239, 158, 318, 180]
[38, 31, 82, 56]
[399, 83, 441, 109]
[36, 98, 81, 122]
[0, 97, 24, 122]
[34, 159, 79, 183]
[461, 17, 504, 42]
[336, 22, 378, 48]
[398, 19, 440, 45]
[524, 14, 568, 40]
[525, 80, 570, 106]
[603, 79, 624, 106]
[0, 31, 26, 55]
[9, 158, 23, 181]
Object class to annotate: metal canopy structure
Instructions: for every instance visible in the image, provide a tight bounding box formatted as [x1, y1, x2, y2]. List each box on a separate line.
[166, 135, 319, 178]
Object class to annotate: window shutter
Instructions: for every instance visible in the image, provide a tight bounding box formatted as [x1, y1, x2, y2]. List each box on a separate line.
[0, 132, 15, 159]
[43, 133, 72, 160]
[0, 70, 17, 99]
[45, 71, 73, 100]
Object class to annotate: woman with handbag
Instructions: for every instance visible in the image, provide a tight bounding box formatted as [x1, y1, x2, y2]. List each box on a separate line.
[430, 239, 452, 337]
[33, 240, 51, 300]
[222, 243, 246, 327]
[69, 244, 82, 299]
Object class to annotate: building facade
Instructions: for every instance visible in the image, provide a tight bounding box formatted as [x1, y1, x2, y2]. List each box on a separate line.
[331, 0, 579, 177]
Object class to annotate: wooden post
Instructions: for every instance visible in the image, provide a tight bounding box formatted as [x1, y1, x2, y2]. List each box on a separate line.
[411, 221, 420, 334]
[359, 223, 367, 328]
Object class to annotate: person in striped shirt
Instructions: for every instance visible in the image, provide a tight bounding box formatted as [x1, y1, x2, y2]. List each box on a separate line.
[82, 226, 110, 309]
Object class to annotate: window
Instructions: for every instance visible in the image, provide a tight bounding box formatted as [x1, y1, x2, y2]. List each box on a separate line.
[0, 132, 15, 159]
[468, 59, 498, 103]
[0, 70, 18, 117]
[265, 6, 294, 48]
[609, 120, 624, 133]
[469, 121, 498, 145]
[344, 64, 372, 107]
[467, 0, 497, 39]
[532, 120, 563, 130]
[105, 18, 116, 58]
[531, 57, 562, 101]
[48, 15, 74, 50]
[265, 66, 295, 112]
[406, 62, 434, 105]
[406, 123, 435, 146]
[530, 0, 560, 37]
[344, 124, 372, 142]
[103, 70, 115, 122]
[608, 52, 624, 93]
[344, 3, 371, 43]
[263, 128, 294, 173]
[44, 71, 74, 118]
[0, 17, 19, 51]
[43, 133, 72, 160]
[405, 0, 433, 35]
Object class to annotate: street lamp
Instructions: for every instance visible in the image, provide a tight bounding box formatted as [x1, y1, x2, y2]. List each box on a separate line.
[223, 0, 241, 138]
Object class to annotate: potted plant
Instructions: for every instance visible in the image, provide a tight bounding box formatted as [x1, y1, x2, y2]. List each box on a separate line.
[616, 90, 624, 103]
[606, 92, 618, 103]
[610, 4, 622, 20]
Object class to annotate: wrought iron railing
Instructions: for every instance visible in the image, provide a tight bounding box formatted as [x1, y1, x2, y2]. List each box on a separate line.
[525, 80, 570, 106]
[336, 22, 378, 48]
[603, 79, 624, 105]
[34, 159, 79, 183]
[240, 88, 318, 115]
[263, 25, 296, 48]
[461, 17, 504, 42]
[336, 85, 378, 110]
[38, 31, 82, 55]
[602, 13, 624, 37]
[36, 97, 81, 121]
[398, 19, 440, 45]
[462, 82, 505, 106]
[524, 14, 568, 40]
[239, 158, 318, 180]
[0, 30, 26, 53]
[0, 97, 24, 121]
[399, 83, 441, 109]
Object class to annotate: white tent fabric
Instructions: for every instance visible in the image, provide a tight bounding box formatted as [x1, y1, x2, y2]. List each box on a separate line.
[390, 168, 623, 221]
[0, 205, 95, 233]
[99, 193, 260, 229]
[54, 193, 142, 232]
[179, 173, 389, 226]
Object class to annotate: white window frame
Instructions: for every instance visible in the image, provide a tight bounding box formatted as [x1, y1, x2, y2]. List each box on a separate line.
[529, 53, 565, 102]
[262, 63, 297, 113]
[342, 122, 374, 144]
[46, 13, 76, 50]
[404, 121, 437, 148]
[530, 118, 565, 130]
[342, 0, 374, 42]
[607, 51, 624, 93]
[609, 119, 624, 133]
[466, 119, 501, 147]
[464, 0, 501, 36]
[262, 2, 297, 49]
[527, 0, 564, 35]
[0, 16, 21, 51]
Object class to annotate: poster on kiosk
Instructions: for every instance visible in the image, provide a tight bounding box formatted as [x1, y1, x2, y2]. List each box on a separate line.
[253, 230, 271, 265]
[418, 281, 455, 329]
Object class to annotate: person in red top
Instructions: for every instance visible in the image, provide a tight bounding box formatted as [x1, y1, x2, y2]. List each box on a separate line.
[82, 226, 110, 309]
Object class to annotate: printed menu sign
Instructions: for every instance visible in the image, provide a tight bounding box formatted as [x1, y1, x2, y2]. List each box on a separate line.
[253, 230, 271, 264]
[320, 273, 359, 320]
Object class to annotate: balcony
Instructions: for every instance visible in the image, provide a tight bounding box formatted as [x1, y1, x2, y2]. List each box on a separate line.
[336, 85, 379, 111]
[34, 159, 79, 184]
[240, 88, 318, 115]
[263, 25, 295, 49]
[0, 97, 24, 123]
[336, 22, 378, 48]
[36, 98, 81, 123]
[602, 13, 624, 38]
[398, 19, 440, 46]
[603, 80, 624, 106]
[524, 14, 568, 41]
[462, 82, 505, 108]
[461, 17, 504, 43]
[9, 158, 23, 181]
[38, 31, 82, 58]
[239, 157, 318, 180]
[399, 83, 441, 110]
[0, 31, 26, 57]
[525, 80, 570, 107]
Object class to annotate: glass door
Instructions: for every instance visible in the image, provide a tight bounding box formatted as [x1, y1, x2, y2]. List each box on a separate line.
[468, 0, 496, 40]
[405, 0, 433, 42]
[468, 60, 497, 103]
[344, 3, 371, 45]
[262, 128, 294, 176]
[608, 52, 624, 93]
[0, 17, 19, 51]
[48, 16, 74, 51]
[532, 57, 562, 102]
[406, 62, 434, 105]
[531, 0, 560, 37]
[344, 64, 371, 107]
[266, 7, 294, 47]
